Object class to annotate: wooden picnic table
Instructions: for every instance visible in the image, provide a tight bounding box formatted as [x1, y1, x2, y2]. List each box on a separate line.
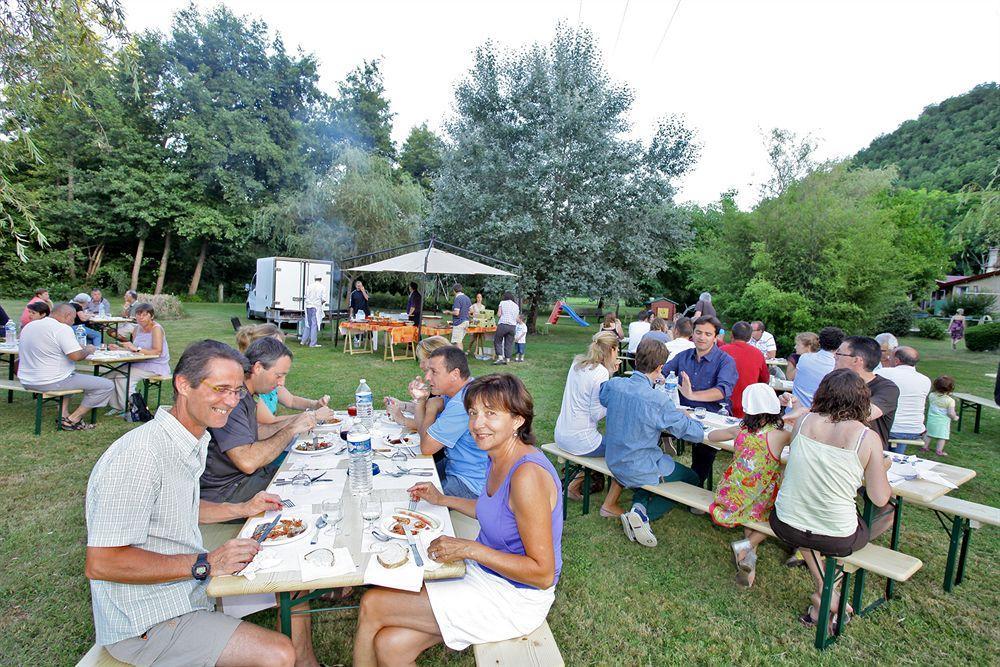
[79, 351, 157, 421]
[89, 316, 135, 343]
[0, 344, 18, 403]
[769, 377, 793, 393]
[766, 357, 788, 367]
[206, 411, 465, 636]
[953, 392, 999, 434]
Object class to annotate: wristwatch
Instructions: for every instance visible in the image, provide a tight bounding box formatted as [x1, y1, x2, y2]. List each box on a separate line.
[192, 553, 211, 581]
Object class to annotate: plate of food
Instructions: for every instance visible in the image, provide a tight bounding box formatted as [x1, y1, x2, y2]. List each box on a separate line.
[381, 508, 442, 539]
[385, 433, 419, 449]
[248, 517, 311, 547]
[293, 438, 341, 455]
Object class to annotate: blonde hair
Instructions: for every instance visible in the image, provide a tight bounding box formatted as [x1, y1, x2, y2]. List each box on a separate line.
[795, 331, 820, 353]
[235, 323, 283, 353]
[415, 335, 451, 362]
[574, 331, 619, 373]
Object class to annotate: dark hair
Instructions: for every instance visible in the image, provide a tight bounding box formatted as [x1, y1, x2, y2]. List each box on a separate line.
[26, 301, 50, 316]
[693, 315, 722, 335]
[634, 337, 669, 373]
[133, 302, 155, 318]
[637, 309, 651, 322]
[810, 368, 871, 423]
[843, 336, 880, 372]
[731, 321, 752, 341]
[818, 326, 845, 352]
[602, 313, 618, 327]
[673, 316, 693, 338]
[463, 373, 536, 445]
[409, 281, 419, 291]
[245, 336, 293, 370]
[429, 345, 470, 379]
[452, 282, 463, 293]
[173, 340, 249, 393]
[932, 375, 955, 394]
[34, 287, 48, 296]
[502, 291, 515, 302]
[742, 412, 785, 432]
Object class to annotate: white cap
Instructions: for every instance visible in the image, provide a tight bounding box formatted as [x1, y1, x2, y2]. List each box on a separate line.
[742, 383, 781, 415]
[73, 293, 90, 303]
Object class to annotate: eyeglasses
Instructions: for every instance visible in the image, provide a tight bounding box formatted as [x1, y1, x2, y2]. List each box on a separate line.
[205, 383, 249, 399]
[834, 352, 859, 358]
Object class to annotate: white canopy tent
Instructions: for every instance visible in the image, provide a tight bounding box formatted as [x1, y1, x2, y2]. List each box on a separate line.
[347, 246, 516, 277]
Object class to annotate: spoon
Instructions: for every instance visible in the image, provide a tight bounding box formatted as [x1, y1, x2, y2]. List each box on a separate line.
[371, 528, 392, 542]
[310, 514, 329, 544]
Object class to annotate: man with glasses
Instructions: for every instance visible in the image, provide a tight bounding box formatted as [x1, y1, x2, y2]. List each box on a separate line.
[200, 337, 329, 503]
[834, 335, 899, 450]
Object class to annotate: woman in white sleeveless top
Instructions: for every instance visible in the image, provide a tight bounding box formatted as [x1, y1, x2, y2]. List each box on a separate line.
[770, 368, 892, 628]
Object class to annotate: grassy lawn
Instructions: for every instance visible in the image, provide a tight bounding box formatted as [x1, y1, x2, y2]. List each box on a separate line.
[1, 301, 997, 665]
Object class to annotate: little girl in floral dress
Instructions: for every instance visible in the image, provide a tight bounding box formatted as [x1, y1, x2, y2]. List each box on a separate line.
[707, 383, 793, 588]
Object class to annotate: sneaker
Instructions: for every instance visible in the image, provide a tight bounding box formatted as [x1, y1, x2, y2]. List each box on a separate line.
[493, 358, 506, 365]
[624, 505, 657, 547]
[310, 344, 322, 348]
[689, 507, 706, 516]
[619, 512, 636, 542]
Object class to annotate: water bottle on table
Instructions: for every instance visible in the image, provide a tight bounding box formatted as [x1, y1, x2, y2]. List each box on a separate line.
[348, 421, 374, 495]
[665, 370, 680, 408]
[75, 325, 87, 349]
[4, 321, 16, 345]
[355, 378, 374, 429]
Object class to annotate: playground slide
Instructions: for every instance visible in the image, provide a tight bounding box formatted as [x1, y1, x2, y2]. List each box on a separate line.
[558, 301, 590, 327]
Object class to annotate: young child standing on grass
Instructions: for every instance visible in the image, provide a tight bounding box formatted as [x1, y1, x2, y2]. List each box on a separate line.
[513, 315, 528, 362]
[923, 375, 959, 456]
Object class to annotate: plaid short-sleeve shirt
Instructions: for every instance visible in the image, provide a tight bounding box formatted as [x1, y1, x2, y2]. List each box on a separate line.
[86, 408, 212, 645]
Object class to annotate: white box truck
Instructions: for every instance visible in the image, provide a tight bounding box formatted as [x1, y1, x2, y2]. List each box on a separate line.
[245, 257, 338, 324]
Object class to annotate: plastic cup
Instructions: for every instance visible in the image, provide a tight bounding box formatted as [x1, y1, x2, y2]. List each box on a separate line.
[347, 405, 358, 417]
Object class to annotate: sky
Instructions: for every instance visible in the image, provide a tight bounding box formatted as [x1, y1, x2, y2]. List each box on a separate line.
[123, 0, 1000, 208]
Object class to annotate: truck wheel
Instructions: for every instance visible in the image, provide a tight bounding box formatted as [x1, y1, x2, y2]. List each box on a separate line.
[246, 304, 254, 320]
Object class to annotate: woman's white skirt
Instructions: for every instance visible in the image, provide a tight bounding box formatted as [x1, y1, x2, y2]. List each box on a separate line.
[425, 560, 555, 650]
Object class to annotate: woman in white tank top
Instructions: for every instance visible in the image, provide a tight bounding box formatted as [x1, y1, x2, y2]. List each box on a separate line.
[771, 369, 892, 628]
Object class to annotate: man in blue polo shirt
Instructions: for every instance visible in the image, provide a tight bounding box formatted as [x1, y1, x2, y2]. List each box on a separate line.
[411, 345, 487, 498]
[662, 316, 737, 488]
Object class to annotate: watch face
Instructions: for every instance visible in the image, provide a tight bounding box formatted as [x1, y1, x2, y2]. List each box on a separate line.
[193, 563, 209, 579]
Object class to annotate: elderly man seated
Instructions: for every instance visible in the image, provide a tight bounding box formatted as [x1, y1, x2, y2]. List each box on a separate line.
[70, 293, 102, 346]
[84, 340, 302, 666]
[600, 338, 706, 548]
[86, 288, 111, 315]
[17, 303, 120, 430]
[876, 346, 931, 454]
[748, 321, 777, 360]
[200, 337, 329, 503]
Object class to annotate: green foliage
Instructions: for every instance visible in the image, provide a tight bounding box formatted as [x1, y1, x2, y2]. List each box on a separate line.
[399, 123, 445, 191]
[942, 293, 997, 317]
[135, 293, 186, 319]
[876, 299, 915, 338]
[854, 83, 999, 192]
[426, 24, 698, 329]
[964, 322, 1000, 351]
[917, 317, 948, 340]
[875, 187, 958, 293]
[328, 59, 396, 160]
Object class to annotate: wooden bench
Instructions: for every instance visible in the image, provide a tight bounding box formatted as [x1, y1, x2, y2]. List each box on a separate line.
[953, 392, 999, 434]
[449, 511, 564, 666]
[903, 495, 999, 592]
[0, 379, 84, 435]
[141, 374, 172, 409]
[541, 443, 923, 650]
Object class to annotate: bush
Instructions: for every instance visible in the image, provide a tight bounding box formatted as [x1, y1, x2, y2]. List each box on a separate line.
[916, 318, 947, 340]
[942, 293, 997, 317]
[136, 293, 186, 320]
[965, 322, 1000, 351]
[876, 300, 914, 338]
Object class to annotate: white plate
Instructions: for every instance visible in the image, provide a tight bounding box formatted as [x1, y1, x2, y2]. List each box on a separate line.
[292, 438, 344, 456]
[380, 508, 442, 540]
[247, 517, 314, 547]
[384, 433, 420, 449]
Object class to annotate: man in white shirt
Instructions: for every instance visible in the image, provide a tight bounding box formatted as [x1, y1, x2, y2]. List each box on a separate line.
[626, 310, 652, 355]
[664, 317, 695, 361]
[17, 303, 118, 430]
[749, 321, 777, 359]
[301, 276, 326, 348]
[875, 346, 932, 454]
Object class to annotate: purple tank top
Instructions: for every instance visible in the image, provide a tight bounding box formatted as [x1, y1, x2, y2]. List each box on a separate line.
[474, 449, 563, 589]
[132, 323, 170, 375]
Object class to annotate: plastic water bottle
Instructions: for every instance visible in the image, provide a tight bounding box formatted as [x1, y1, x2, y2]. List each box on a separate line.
[75, 325, 87, 349]
[347, 421, 373, 496]
[355, 378, 374, 429]
[4, 321, 16, 344]
[665, 371, 680, 408]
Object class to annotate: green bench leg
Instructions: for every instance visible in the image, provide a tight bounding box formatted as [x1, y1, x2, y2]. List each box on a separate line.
[278, 591, 292, 638]
[35, 394, 43, 435]
[143, 379, 150, 404]
[582, 468, 592, 515]
[814, 556, 840, 650]
[943, 514, 965, 592]
[955, 521, 973, 586]
[886, 497, 905, 600]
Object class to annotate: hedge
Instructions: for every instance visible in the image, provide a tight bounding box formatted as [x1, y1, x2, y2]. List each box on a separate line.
[964, 322, 1000, 351]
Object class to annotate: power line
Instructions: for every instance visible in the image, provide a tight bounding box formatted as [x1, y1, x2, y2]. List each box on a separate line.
[651, 0, 683, 63]
[578, 0, 583, 25]
[612, 0, 630, 56]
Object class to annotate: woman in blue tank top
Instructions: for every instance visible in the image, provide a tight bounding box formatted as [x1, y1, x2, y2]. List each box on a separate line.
[353, 374, 563, 666]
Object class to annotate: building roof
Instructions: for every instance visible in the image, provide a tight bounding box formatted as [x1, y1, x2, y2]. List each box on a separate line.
[936, 270, 1000, 288]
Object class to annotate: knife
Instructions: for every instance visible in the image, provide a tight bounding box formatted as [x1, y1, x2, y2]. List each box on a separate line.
[255, 513, 283, 543]
[401, 523, 424, 567]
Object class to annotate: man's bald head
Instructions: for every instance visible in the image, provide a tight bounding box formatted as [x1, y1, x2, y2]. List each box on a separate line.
[51, 303, 77, 324]
[894, 346, 919, 367]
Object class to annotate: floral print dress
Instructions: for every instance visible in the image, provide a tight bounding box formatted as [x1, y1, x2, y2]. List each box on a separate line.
[709, 425, 782, 528]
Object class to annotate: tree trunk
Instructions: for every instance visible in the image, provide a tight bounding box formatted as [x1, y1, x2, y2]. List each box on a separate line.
[130, 236, 146, 291]
[67, 156, 77, 281]
[154, 231, 171, 295]
[526, 295, 540, 335]
[85, 243, 105, 281]
[188, 239, 208, 296]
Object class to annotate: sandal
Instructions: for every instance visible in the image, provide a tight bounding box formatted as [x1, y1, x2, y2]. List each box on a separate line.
[798, 605, 819, 627]
[62, 417, 95, 431]
[731, 539, 753, 570]
[599, 506, 624, 518]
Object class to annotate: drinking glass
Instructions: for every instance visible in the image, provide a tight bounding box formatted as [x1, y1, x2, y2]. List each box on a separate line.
[321, 499, 343, 535]
[361, 497, 381, 526]
[347, 404, 358, 417]
[694, 407, 707, 419]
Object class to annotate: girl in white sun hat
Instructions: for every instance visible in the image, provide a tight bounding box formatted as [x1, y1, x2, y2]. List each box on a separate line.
[706, 382, 794, 588]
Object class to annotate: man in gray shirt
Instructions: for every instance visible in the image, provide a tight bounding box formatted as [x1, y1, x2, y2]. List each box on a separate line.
[85, 340, 299, 666]
[450, 283, 473, 347]
[201, 337, 328, 503]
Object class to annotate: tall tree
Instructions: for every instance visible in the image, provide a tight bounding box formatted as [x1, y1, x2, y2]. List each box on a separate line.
[328, 59, 396, 160]
[399, 123, 445, 190]
[426, 25, 698, 330]
[757, 127, 820, 201]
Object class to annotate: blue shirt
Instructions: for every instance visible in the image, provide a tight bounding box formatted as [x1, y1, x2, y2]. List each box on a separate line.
[259, 388, 279, 414]
[452, 293, 472, 326]
[427, 382, 488, 495]
[662, 345, 737, 412]
[791, 349, 835, 409]
[599, 373, 705, 488]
